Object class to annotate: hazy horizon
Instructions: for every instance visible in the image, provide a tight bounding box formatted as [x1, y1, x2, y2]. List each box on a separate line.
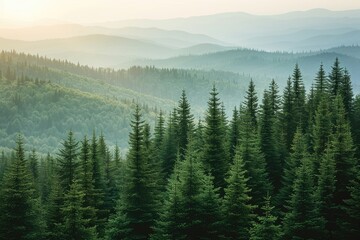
[1, 0, 360, 26]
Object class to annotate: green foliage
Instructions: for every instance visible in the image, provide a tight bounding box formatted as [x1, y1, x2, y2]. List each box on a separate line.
[203, 86, 229, 194]
[57, 131, 80, 192]
[249, 195, 282, 240]
[60, 180, 97, 240]
[222, 150, 254, 240]
[0, 135, 46, 240]
[283, 157, 325, 240]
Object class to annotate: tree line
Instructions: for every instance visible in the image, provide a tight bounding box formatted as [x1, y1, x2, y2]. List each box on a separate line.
[0, 58, 360, 239]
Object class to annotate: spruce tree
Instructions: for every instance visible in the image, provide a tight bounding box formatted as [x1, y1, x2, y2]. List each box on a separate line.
[176, 90, 194, 159]
[60, 181, 97, 240]
[57, 131, 79, 192]
[283, 157, 325, 240]
[281, 77, 294, 152]
[316, 148, 337, 239]
[203, 86, 229, 194]
[314, 63, 328, 105]
[79, 136, 97, 229]
[249, 195, 282, 240]
[240, 108, 272, 206]
[260, 90, 281, 191]
[292, 63, 306, 130]
[222, 150, 253, 240]
[160, 110, 178, 181]
[228, 107, 240, 162]
[328, 58, 343, 97]
[312, 95, 332, 175]
[344, 169, 360, 239]
[106, 105, 155, 239]
[244, 79, 258, 129]
[0, 135, 45, 240]
[341, 68, 353, 119]
[277, 128, 308, 214]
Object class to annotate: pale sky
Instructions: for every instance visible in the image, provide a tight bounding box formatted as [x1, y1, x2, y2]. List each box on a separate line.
[1, 0, 360, 24]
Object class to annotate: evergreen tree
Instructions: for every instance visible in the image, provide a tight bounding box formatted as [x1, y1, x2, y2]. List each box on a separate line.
[240, 108, 272, 206]
[244, 79, 258, 129]
[283, 157, 325, 240]
[249, 195, 282, 240]
[46, 173, 64, 240]
[314, 63, 328, 105]
[292, 64, 306, 130]
[228, 107, 240, 162]
[0, 135, 45, 240]
[29, 149, 39, 183]
[203, 86, 229, 194]
[329, 95, 357, 237]
[57, 131, 79, 192]
[316, 148, 337, 239]
[277, 128, 308, 214]
[222, 150, 253, 240]
[106, 105, 155, 239]
[176, 90, 194, 159]
[281, 77, 294, 152]
[312, 95, 332, 174]
[344, 168, 360, 239]
[79, 136, 97, 228]
[341, 68, 353, 119]
[328, 58, 343, 97]
[160, 110, 178, 181]
[60, 181, 97, 240]
[260, 90, 281, 191]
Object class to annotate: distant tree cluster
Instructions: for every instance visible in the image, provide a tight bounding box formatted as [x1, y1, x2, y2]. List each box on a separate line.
[1, 58, 360, 239]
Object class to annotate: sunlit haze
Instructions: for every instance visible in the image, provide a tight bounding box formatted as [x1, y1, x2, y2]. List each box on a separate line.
[1, 0, 360, 25]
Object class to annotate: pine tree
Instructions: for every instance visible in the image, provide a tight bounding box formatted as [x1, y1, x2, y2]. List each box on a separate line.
[203, 86, 229, 194]
[29, 149, 39, 182]
[316, 148, 337, 239]
[328, 58, 343, 97]
[344, 168, 360, 239]
[312, 95, 332, 174]
[79, 136, 97, 228]
[153, 143, 222, 240]
[0, 135, 46, 240]
[228, 107, 240, 162]
[176, 90, 194, 159]
[240, 108, 272, 206]
[46, 173, 64, 240]
[222, 150, 254, 240]
[282, 77, 294, 152]
[260, 90, 281, 191]
[57, 131, 80, 192]
[314, 63, 328, 105]
[330, 95, 357, 237]
[106, 105, 156, 239]
[249, 195, 282, 240]
[277, 128, 308, 214]
[244, 79, 258, 129]
[60, 181, 97, 240]
[292, 64, 306, 130]
[91, 133, 107, 236]
[341, 68, 353, 119]
[283, 157, 325, 240]
[160, 110, 178, 181]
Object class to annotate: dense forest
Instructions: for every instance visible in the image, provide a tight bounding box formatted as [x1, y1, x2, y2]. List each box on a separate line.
[0, 57, 359, 239]
[0, 50, 252, 153]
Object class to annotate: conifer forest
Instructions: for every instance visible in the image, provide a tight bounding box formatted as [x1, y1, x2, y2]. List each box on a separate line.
[1, 1, 360, 240]
[1, 54, 360, 239]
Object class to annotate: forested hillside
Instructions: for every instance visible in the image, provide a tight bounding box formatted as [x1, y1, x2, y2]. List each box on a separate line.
[1, 58, 359, 239]
[0, 50, 252, 153]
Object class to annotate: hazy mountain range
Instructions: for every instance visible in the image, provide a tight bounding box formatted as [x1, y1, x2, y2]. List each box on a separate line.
[1, 8, 360, 89]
